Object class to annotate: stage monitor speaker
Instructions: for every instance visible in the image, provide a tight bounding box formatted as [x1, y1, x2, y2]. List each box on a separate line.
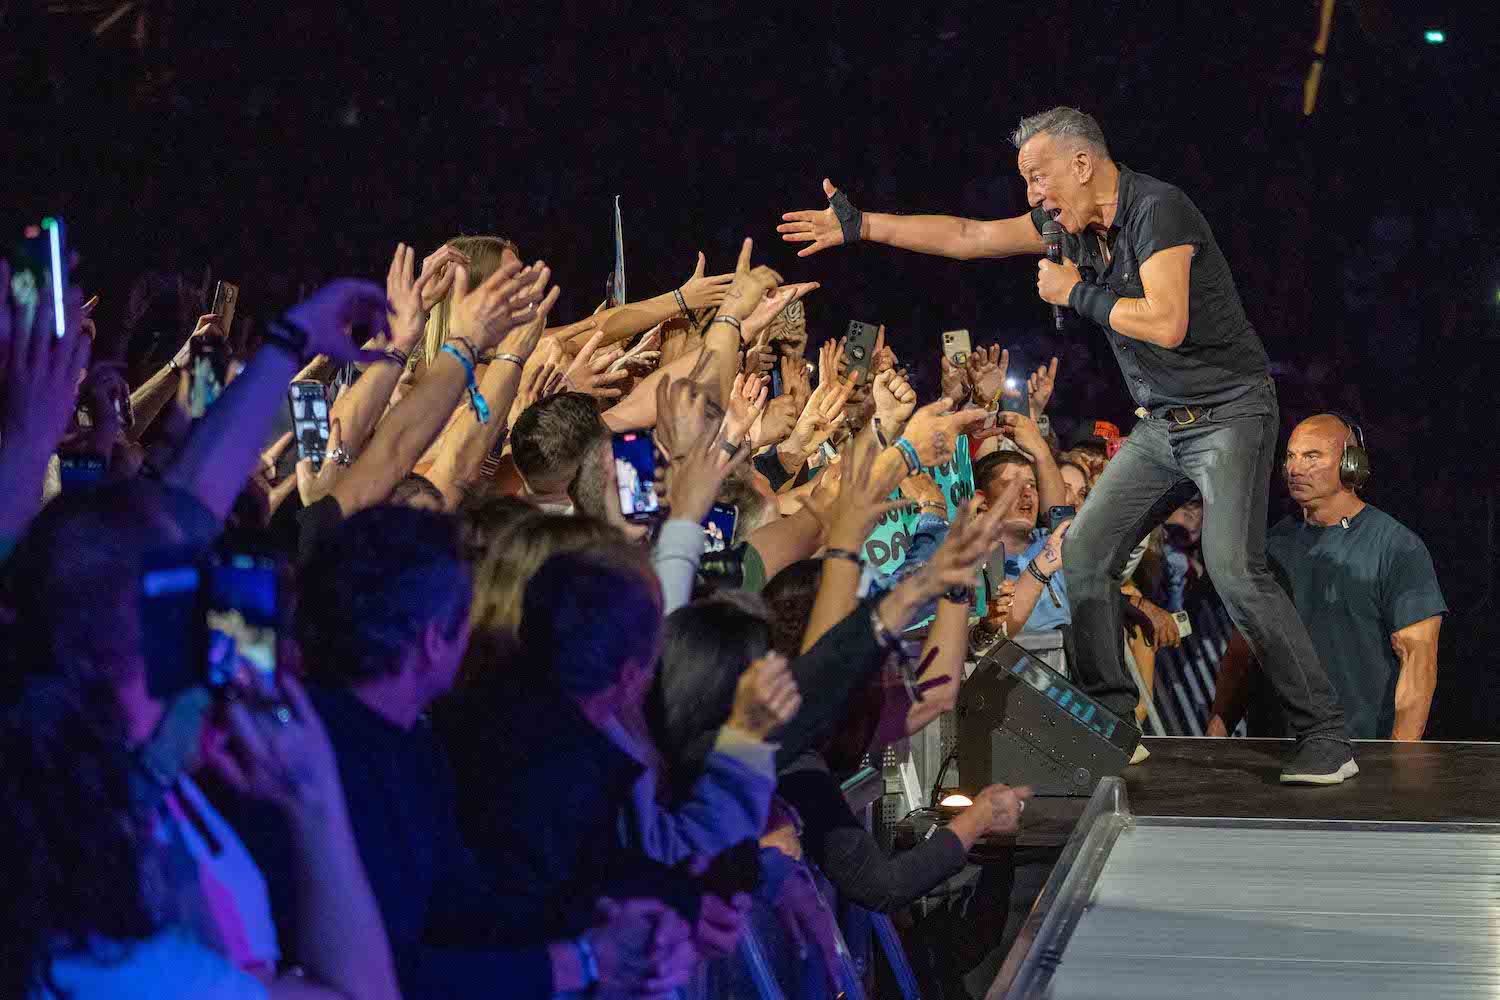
[956, 639, 1139, 797]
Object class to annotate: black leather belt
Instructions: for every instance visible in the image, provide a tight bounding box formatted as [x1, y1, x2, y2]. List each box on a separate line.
[1163, 405, 1207, 425]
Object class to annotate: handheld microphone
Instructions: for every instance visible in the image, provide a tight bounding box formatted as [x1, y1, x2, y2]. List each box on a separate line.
[1042, 220, 1067, 331]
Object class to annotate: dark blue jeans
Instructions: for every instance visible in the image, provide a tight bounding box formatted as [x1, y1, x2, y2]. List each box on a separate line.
[1061, 381, 1347, 741]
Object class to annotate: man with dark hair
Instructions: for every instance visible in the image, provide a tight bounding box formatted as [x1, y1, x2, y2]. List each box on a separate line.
[389, 473, 448, 511]
[1209, 415, 1445, 741]
[509, 392, 608, 509]
[780, 105, 1356, 784]
[230, 505, 696, 999]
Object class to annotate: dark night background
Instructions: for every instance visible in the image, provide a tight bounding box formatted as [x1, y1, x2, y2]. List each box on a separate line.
[5, 1, 1498, 736]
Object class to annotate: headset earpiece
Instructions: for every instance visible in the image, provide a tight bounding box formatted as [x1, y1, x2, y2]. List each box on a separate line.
[1317, 411, 1371, 492]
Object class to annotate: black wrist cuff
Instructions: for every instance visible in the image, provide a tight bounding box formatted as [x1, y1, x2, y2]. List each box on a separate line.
[1027, 561, 1053, 586]
[1069, 282, 1120, 332]
[942, 586, 975, 607]
[830, 189, 862, 246]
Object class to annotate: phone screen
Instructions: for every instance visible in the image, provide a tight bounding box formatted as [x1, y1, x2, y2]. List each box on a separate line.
[703, 503, 738, 553]
[9, 218, 68, 339]
[612, 431, 661, 521]
[189, 344, 227, 419]
[1001, 376, 1030, 415]
[204, 553, 280, 699]
[58, 454, 108, 494]
[288, 381, 331, 466]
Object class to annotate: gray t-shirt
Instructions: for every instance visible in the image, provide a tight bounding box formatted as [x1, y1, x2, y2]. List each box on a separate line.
[1250, 505, 1446, 739]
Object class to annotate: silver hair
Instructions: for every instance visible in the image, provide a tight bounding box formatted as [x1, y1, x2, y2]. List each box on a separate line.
[1011, 106, 1111, 158]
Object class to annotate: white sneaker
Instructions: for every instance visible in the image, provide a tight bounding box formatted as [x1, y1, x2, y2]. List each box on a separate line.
[1129, 743, 1150, 765]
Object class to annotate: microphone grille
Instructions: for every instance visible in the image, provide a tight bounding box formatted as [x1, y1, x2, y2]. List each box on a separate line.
[1041, 219, 1064, 246]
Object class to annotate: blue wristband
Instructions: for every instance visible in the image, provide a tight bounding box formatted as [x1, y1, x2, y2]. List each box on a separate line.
[441, 343, 490, 424]
[893, 437, 921, 475]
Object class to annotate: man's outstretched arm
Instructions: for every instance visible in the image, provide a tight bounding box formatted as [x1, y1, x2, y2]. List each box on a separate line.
[778, 178, 1044, 261]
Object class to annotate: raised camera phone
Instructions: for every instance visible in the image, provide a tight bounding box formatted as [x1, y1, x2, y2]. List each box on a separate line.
[941, 328, 972, 367]
[288, 380, 331, 467]
[1001, 374, 1030, 415]
[1171, 610, 1194, 638]
[189, 280, 237, 419]
[844, 320, 881, 382]
[203, 551, 282, 703]
[703, 502, 738, 554]
[139, 548, 284, 702]
[8, 218, 68, 339]
[1048, 505, 1076, 533]
[612, 430, 661, 522]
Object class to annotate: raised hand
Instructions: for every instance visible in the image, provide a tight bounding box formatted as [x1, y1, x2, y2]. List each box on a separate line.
[679, 252, 736, 314]
[742, 280, 820, 346]
[817, 337, 845, 390]
[968, 345, 1018, 408]
[1, 259, 90, 458]
[900, 397, 992, 468]
[171, 312, 228, 372]
[778, 178, 854, 258]
[752, 392, 800, 450]
[949, 783, 1033, 844]
[742, 332, 778, 377]
[939, 354, 970, 404]
[872, 368, 917, 435]
[446, 259, 540, 352]
[656, 380, 751, 524]
[493, 264, 557, 363]
[917, 498, 1009, 594]
[283, 280, 393, 365]
[610, 325, 664, 376]
[726, 652, 802, 740]
[508, 340, 565, 427]
[202, 674, 344, 815]
[562, 330, 631, 401]
[786, 377, 853, 461]
[781, 355, 812, 412]
[297, 419, 345, 506]
[1028, 356, 1060, 419]
[385, 242, 444, 355]
[826, 436, 908, 551]
[717, 238, 784, 325]
[418, 244, 471, 313]
[588, 898, 697, 999]
[722, 372, 769, 449]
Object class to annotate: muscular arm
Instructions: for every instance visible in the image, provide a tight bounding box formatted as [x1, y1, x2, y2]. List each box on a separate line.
[425, 358, 524, 508]
[863, 212, 1044, 261]
[1390, 616, 1441, 740]
[1102, 245, 1192, 349]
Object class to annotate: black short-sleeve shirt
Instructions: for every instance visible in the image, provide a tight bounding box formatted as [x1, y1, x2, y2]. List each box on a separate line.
[1248, 505, 1447, 739]
[1030, 167, 1270, 409]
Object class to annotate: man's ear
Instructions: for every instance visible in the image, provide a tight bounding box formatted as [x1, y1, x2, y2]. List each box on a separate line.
[1074, 149, 1095, 185]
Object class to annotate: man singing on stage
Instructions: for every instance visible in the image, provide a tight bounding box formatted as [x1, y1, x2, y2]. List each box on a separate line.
[779, 106, 1356, 784]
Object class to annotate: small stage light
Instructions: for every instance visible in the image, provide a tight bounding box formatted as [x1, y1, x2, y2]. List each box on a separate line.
[1424, 30, 1445, 44]
[940, 793, 973, 808]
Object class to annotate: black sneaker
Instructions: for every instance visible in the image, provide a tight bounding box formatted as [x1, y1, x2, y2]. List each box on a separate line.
[1280, 737, 1358, 785]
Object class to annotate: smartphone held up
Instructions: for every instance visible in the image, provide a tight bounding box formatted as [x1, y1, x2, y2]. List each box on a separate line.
[7, 217, 68, 338]
[612, 430, 661, 522]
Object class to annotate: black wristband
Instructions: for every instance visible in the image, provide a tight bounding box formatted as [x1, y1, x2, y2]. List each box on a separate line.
[829, 189, 863, 246]
[824, 547, 864, 568]
[1027, 561, 1053, 586]
[941, 586, 975, 607]
[1069, 282, 1121, 332]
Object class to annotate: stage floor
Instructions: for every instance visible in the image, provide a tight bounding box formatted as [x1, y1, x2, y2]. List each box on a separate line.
[1015, 737, 1500, 848]
[992, 742, 1500, 1000]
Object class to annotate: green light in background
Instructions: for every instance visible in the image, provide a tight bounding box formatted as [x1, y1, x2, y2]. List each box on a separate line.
[1424, 29, 1446, 43]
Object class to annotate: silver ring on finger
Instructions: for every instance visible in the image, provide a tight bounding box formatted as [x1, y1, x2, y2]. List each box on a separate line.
[329, 446, 353, 467]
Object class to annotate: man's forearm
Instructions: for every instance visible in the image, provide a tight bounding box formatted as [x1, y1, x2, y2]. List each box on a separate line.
[702, 326, 739, 407]
[747, 506, 824, 582]
[332, 355, 468, 516]
[163, 345, 300, 522]
[1031, 438, 1067, 516]
[328, 360, 404, 455]
[550, 290, 678, 351]
[602, 347, 711, 432]
[1006, 572, 1046, 636]
[129, 364, 181, 440]
[286, 798, 401, 1000]
[1391, 651, 1437, 740]
[425, 360, 523, 507]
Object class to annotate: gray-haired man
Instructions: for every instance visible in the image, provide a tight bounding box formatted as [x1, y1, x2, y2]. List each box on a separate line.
[778, 106, 1355, 784]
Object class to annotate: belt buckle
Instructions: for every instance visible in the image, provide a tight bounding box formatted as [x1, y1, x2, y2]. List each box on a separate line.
[1171, 407, 1199, 426]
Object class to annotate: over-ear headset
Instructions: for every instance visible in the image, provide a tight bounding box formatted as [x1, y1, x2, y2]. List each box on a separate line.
[1314, 411, 1371, 492]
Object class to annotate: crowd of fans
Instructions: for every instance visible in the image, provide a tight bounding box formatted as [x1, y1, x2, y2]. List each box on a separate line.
[0, 226, 1219, 1000]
